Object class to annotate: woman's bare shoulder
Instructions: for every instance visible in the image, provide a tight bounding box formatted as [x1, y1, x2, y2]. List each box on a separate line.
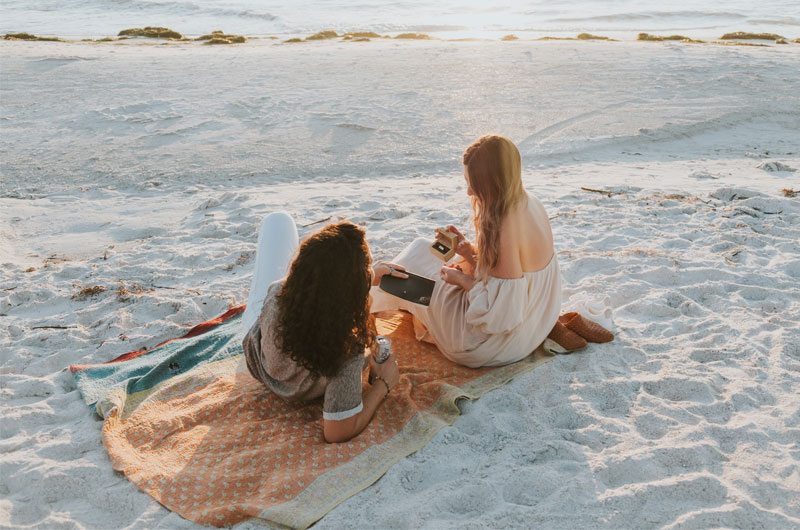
[524, 192, 547, 214]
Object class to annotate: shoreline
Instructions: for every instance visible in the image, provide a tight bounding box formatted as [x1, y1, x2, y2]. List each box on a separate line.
[4, 30, 800, 45]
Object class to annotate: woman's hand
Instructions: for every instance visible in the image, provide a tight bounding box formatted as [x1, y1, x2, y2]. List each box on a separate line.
[371, 261, 408, 286]
[369, 354, 400, 390]
[440, 264, 476, 291]
[443, 225, 476, 266]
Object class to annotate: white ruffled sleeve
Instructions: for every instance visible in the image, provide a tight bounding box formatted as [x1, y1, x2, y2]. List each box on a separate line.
[465, 277, 529, 335]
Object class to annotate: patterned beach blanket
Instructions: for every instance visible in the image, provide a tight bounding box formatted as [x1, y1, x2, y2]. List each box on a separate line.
[71, 307, 555, 529]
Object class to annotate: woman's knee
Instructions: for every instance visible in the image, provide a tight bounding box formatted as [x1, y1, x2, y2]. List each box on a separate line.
[410, 237, 432, 249]
[260, 211, 297, 236]
[262, 211, 294, 228]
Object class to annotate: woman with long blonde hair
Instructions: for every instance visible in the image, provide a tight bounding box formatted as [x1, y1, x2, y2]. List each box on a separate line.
[370, 135, 561, 367]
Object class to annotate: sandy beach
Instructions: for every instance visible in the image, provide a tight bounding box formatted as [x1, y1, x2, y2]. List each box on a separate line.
[2, 37, 799, 528]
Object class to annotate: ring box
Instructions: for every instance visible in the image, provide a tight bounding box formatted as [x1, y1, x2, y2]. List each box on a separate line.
[429, 228, 458, 261]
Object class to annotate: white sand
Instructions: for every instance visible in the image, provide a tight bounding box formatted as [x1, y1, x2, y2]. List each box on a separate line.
[1, 39, 799, 529]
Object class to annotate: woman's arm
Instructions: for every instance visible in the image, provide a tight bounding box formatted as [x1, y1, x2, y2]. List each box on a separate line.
[322, 355, 399, 443]
[322, 380, 389, 443]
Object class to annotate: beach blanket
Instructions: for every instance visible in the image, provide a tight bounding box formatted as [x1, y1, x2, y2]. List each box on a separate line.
[71, 307, 555, 529]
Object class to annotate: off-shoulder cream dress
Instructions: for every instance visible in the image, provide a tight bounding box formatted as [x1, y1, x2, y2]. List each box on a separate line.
[370, 222, 561, 369]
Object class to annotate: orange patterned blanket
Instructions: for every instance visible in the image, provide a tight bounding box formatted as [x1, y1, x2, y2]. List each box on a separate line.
[72, 308, 554, 529]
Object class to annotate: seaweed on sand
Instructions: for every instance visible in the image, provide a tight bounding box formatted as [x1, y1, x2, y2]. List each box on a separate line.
[3, 32, 62, 42]
[576, 33, 617, 41]
[720, 32, 785, 40]
[501, 34, 519, 41]
[72, 285, 106, 300]
[394, 33, 433, 40]
[306, 30, 339, 40]
[638, 33, 705, 43]
[196, 31, 246, 44]
[204, 37, 243, 44]
[342, 32, 382, 39]
[638, 33, 688, 41]
[118, 27, 183, 39]
[714, 41, 770, 47]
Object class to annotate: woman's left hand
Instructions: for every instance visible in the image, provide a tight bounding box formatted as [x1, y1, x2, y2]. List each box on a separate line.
[372, 261, 408, 286]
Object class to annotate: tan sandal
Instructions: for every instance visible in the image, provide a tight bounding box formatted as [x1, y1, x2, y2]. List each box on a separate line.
[545, 320, 587, 354]
[562, 312, 614, 343]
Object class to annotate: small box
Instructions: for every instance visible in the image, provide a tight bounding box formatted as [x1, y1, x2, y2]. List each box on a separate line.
[429, 228, 458, 261]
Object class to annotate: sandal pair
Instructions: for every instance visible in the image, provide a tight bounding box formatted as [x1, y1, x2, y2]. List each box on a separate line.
[544, 312, 614, 354]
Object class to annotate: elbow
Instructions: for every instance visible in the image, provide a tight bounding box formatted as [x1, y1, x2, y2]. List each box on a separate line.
[322, 416, 363, 444]
[323, 429, 355, 444]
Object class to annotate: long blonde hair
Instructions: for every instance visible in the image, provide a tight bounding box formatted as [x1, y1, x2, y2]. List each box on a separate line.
[462, 135, 525, 279]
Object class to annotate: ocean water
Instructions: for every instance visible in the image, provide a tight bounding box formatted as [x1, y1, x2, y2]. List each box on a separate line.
[2, 0, 799, 40]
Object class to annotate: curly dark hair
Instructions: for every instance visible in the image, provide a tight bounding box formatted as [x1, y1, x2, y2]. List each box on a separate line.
[274, 222, 376, 378]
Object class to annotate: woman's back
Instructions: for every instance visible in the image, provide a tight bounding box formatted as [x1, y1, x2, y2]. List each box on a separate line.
[492, 194, 555, 279]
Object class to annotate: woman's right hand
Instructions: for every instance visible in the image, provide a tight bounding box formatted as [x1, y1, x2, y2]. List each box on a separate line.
[369, 354, 400, 390]
[371, 261, 408, 286]
[440, 264, 476, 291]
[443, 225, 476, 264]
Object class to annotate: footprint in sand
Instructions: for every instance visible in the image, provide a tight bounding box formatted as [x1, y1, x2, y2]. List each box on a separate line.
[642, 377, 715, 404]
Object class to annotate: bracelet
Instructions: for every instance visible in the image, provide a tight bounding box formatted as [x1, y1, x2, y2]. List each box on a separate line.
[373, 376, 391, 399]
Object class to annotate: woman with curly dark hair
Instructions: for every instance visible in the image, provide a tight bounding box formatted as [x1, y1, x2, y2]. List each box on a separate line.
[241, 212, 404, 443]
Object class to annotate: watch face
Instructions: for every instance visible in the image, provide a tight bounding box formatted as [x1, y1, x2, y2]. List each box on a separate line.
[432, 241, 450, 254]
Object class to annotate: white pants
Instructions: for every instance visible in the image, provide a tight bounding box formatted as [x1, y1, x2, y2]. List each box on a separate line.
[242, 212, 299, 333]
